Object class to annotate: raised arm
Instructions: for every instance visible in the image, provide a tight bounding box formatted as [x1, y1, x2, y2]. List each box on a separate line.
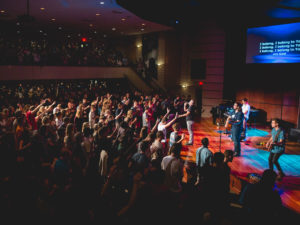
[35, 101, 56, 120]
[150, 118, 160, 133]
[84, 105, 91, 111]
[32, 99, 46, 114]
[178, 110, 190, 118]
[115, 109, 124, 121]
[176, 133, 185, 144]
[161, 108, 170, 121]
[165, 112, 178, 128]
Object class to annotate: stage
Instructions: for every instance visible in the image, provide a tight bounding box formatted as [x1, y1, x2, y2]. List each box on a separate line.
[178, 117, 300, 215]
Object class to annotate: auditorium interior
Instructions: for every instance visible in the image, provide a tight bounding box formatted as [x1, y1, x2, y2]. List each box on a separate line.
[0, 0, 300, 224]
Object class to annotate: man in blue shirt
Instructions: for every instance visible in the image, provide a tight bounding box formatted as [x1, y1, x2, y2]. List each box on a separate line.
[195, 137, 213, 185]
[266, 118, 285, 180]
[226, 102, 244, 156]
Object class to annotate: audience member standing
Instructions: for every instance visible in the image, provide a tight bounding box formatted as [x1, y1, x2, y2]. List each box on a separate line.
[179, 99, 196, 146]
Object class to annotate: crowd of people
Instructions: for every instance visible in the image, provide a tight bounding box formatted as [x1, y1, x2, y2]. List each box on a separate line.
[0, 37, 129, 67]
[0, 79, 287, 224]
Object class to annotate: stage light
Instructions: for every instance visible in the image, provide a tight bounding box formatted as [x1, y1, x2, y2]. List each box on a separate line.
[199, 81, 203, 86]
[81, 37, 87, 42]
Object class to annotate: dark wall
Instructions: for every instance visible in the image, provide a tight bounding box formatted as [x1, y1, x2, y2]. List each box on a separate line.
[224, 26, 300, 126]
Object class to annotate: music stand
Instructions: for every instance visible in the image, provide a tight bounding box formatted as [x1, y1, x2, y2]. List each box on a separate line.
[215, 125, 226, 152]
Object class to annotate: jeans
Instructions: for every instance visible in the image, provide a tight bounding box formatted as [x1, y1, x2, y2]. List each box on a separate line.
[231, 127, 241, 155]
[269, 152, 284, 173]
[242, 118, 248, 139]
[186, 120, 194, 144]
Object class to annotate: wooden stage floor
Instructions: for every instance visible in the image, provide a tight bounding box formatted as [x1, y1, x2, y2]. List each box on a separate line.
[178, 117, 300, 215]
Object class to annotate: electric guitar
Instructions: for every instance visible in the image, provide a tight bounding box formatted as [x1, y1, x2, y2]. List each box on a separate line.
[266, 142, 281, 151]
[266, 129, 283, 151]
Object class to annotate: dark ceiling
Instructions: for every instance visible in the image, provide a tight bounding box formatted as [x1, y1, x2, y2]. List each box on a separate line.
[0, 0, 171, 37]
[1, 0, 300, 38]
[117, 0, 300, 29]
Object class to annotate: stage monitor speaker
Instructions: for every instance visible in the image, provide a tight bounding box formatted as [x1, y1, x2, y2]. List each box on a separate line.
[190, 59, 206, 79]
[289, 128, 300, 142]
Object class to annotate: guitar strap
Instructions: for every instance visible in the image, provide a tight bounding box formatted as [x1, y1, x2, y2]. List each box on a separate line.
[274, 128, 281, 143]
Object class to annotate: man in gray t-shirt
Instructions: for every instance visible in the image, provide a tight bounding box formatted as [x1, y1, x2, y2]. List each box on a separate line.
[178, 99, 196, 145]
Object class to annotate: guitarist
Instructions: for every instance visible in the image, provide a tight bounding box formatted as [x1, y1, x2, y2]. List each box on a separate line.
[265, 118, 285, 180]
[225, 102, 244, 156]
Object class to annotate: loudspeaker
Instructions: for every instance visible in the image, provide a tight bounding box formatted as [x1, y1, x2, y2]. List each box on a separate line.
[289, 128, 300, 142]
[190, 59, 206, 79]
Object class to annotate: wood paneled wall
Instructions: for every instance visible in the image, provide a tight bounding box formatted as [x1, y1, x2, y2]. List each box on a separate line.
[236, 89, 299, 127]
[160, 22, 226, 118]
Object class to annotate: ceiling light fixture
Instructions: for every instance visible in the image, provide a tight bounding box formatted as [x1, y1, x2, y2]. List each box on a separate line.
[40, 8, 45, 10]
[142, 23, 145, 26]
[141, 28, 144, 31]
[89, 24, 93, 27]
[51, 18, 56, 21]
[112, 27, 116, 31]
[100, 1, 104, 5]
[121, 18, 126, 21]
[96, 13, 101, 16]
[182, 84, 188, 88]
[0, 10, 5, 13]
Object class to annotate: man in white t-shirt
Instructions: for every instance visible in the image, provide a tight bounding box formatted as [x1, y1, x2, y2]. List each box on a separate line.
[242, 98, 250, 140]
